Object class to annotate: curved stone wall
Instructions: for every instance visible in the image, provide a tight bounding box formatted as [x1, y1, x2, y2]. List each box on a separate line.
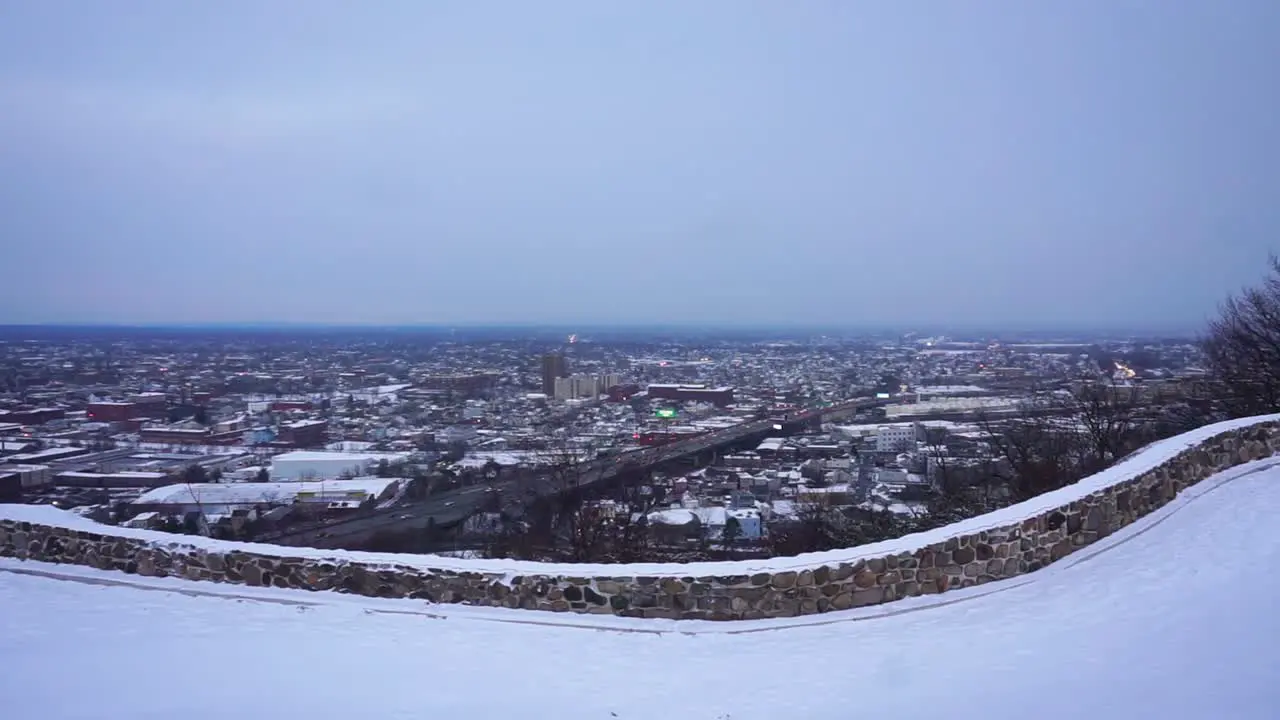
[2, 417, 1278, 621]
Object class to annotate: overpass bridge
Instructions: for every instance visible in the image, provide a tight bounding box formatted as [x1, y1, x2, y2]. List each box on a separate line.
[262, 395, 896, 550]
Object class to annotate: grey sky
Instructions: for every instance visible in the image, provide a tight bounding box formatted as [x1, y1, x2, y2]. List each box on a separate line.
[1, 1, 1276, 331]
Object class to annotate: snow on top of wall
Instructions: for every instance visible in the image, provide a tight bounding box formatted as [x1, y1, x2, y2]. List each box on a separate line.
[3, 414, 1277, 580]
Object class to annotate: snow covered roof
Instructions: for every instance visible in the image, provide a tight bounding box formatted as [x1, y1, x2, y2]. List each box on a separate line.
[134, 478, 398, 506]
[271, 450, 406, 463]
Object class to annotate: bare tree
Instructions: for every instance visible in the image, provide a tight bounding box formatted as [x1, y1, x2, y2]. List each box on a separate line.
[1068, 381, 1142, 474]
[1203, 256, 1280, 417]
[765, 496, 908, 556]
[605, 476, 666, 562]
[482, 436, 596, 561]
[565, 501, 615, 562]
[919, 441, 1004, 526]
[722, 515, 743, 551]
[181, 464, 210, 537]
[538, 435, 595, 493]
[975, 404, 1083, 502]
[486, 444, 678, 563]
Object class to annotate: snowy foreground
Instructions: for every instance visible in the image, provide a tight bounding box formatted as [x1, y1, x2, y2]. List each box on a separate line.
[5, 461, 1280, 719]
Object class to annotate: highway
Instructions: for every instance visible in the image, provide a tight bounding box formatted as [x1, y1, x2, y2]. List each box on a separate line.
[264, 395, 893, 549]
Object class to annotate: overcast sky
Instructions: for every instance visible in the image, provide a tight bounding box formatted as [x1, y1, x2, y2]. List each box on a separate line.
[1, 1, 1276, 331]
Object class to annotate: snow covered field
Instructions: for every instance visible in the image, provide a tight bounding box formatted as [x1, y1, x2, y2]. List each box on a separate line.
[4, 458, 1280, 719]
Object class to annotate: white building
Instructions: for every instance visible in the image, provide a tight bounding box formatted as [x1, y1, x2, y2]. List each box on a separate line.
[876, 466, 909, 485]
[726, 508, 763, 539]
[269, 450, 410, 481]
[876, 423, 921, 453]
[133, 477, 400, 516]
[349, 384, 412, 405]
[552, 373, 623, 401]
[554, 374, 598, 401]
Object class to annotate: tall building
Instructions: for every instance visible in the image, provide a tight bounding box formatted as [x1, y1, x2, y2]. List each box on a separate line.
[554, 374, 596, 401]
[541, 353, 568, 395]
[552, 372, 624, 401]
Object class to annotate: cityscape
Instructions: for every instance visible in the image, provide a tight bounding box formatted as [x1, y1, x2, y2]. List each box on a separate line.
[2, 2, 1278, 718]
[0, 325, 1220, 564]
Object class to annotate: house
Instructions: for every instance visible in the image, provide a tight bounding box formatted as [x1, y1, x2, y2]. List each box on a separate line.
[647, 509, 702, 545]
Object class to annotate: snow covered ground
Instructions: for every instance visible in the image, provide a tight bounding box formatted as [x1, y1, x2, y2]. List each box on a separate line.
[4, 458, 1280, 719]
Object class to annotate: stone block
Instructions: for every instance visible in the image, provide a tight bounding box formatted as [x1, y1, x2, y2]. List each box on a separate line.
[643, 607, 680, 620]
[852, 587, 884, 607]
[660, 578, 686, 595]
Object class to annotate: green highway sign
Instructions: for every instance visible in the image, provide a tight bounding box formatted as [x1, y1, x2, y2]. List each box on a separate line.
[654, 408, 677, 418]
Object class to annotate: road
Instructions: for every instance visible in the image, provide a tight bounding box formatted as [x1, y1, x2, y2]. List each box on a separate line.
[265, 395, 893, 549]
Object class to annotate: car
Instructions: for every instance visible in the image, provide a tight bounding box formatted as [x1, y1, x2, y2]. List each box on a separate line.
[444, 501, 455, 507]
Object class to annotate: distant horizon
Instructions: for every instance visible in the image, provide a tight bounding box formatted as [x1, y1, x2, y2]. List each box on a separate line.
[0, 319, 1206, 339]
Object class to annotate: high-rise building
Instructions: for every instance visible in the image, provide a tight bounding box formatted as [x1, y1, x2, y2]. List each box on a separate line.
[554, 374, 598, 401]
[541, 353, 568, 395]
[552, 372, 626, 401]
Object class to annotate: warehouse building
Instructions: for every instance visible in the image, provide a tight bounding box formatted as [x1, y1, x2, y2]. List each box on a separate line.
[269, 450, 411, 481]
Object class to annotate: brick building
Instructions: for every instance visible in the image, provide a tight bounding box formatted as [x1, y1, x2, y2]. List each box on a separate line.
[277, 419, 329, 448]
[87, 402, 139, 423]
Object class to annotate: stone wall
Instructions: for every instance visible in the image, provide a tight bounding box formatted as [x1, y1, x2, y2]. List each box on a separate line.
[2, 420, 1277, 621]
